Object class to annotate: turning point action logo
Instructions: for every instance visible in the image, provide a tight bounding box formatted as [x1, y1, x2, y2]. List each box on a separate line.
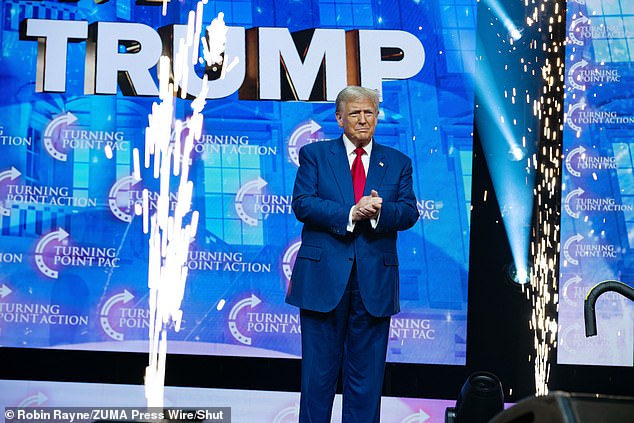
[281, 241, 301, 284]
[0, 166, 98, 215]
[228, 294, 262, 345]
[235, 177, 292, 226]
[562, 275, 585, 306]
[568, 13, 632, 47]
[564, 187, 631, 219]
[193, 133, 277, 157]
[0, 301, 88, 327]
[568, 14, 591, 46]
[566, 99, 634, 135]
[0, 166, 21, 216]
[43, 112, 129, 162]
[99, 289, 176, 341]
[227, 294, 300, 345]
[0, 125, 31, 147]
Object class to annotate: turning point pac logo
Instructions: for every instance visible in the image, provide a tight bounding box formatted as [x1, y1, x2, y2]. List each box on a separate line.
[565, 146, 586, 177]
[567, 60, 620, 92]
[562, 234, 620, 266]
[108, 175, 180, 222]
[108, 175, 143, 222]
[99, 289, 136, 341]
[43, 112, 77, 161]
[34, 229, 121, 279]
[565, 146, 617, 178]
[34, 228, 69, 279]
[287, 120, 326, 167]
[417, 200, 441, 220]
[43, 112, 130, 162]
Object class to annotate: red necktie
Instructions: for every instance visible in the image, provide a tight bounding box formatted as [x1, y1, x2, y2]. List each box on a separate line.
[351, 147, 366, 203]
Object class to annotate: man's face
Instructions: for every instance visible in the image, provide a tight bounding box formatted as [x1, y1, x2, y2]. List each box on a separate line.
[335, 98, 378, 147]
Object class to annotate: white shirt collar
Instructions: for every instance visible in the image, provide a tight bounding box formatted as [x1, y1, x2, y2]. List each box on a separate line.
[342, 134, 373, 157]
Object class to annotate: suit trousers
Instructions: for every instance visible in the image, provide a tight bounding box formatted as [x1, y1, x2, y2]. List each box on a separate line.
[299, 267, 391, 423]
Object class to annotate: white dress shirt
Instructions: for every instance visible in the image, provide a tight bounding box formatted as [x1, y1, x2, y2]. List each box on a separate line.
[343, 134, 372, 174]
[343, 135, 379, 232]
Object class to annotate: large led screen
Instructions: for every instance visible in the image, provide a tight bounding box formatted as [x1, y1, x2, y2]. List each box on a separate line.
[560, 0, 634, 366]
[0, 0, 476, 365]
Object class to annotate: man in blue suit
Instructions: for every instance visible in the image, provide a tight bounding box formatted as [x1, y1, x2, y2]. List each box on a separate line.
[286, 86, 419, 422]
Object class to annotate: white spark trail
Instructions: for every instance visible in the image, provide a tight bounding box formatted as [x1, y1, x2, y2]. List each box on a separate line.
[523, 0, 565, 396]
[143, 2, 229, 407]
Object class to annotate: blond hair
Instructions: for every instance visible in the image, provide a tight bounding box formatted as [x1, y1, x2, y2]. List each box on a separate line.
[335, 86, 379, 113]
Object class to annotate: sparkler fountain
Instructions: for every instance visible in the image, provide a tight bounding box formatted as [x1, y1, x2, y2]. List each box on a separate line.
[524, 0, 566, 396]
[137, 1, 229, 407]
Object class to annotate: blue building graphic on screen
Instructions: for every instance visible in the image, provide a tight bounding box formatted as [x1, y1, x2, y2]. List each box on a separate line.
[560, 0, 634, 367]
[0, 0, 476, 365]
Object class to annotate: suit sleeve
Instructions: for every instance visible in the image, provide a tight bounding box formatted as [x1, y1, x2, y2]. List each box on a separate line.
[291, 145, 352, 235]
[374, 157, 419, 233]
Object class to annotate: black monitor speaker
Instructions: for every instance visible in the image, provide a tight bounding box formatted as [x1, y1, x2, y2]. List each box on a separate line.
[489, 391, 634, 423]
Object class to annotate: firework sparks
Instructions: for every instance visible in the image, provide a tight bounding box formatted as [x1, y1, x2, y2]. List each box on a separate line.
[523, 0, 565, 396]
[138, 2, 229, 407]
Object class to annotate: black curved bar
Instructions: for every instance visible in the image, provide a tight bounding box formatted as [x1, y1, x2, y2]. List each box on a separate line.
[584, 280, 634, 337]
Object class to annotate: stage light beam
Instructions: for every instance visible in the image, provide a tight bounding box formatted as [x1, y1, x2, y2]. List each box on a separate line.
[483, 0, 524, 41]
[478, 0, 565, 396]
[475, 51, 533, 291]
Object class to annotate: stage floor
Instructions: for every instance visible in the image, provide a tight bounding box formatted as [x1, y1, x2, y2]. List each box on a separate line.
[1, 379, 454, 423]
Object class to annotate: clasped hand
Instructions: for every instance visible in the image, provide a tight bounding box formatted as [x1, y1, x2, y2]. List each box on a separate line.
[352, 190, 382, 221]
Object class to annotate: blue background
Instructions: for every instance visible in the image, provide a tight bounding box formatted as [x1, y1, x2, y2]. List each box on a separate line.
[0, 0, 476, 365]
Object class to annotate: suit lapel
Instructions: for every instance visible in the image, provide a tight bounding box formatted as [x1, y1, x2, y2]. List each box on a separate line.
[328, 137, 355, 202]
[365, 143, 387, 195]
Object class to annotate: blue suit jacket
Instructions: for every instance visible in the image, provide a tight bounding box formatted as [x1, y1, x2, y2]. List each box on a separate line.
[286, 137, 419, 317]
